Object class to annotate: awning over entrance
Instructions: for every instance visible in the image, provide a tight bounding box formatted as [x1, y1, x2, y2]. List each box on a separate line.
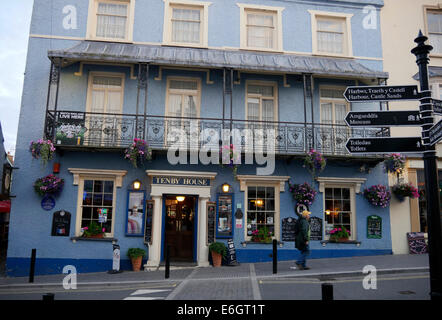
[0, 200, 10, 213]
[48, 41, 388, 80]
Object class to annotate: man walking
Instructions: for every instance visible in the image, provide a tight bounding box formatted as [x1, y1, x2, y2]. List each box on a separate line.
[293, 210, 311, 270]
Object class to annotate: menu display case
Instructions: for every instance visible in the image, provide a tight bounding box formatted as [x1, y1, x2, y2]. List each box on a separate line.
[217, 194, 233, 238]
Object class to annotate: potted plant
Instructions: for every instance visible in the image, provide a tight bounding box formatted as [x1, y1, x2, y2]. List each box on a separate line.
[33, 174, 64, 197]
[363, 184, 391, 208]
[288, 180, 317, 207]
[328, 226, 351, 242]
[81, 221, 105, 239]
[124, 138, 152, 168]
[127, 248, 146, 272]
[29, 139, 56, 166]
[392, 182, 419, 202]
[208, 242, 227, 267]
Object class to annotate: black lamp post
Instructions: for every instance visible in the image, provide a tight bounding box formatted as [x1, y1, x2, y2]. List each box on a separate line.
[411, 30, 442, 300]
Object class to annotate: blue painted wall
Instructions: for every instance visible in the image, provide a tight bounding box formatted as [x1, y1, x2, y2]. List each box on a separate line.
[7, 0, 391, 276]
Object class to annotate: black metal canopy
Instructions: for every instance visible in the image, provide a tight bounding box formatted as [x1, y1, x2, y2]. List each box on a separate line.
[48, 40, 388, 80]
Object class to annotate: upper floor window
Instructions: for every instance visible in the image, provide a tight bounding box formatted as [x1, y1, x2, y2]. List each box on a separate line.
[427, 10, 442, 55]
[163, 1, 211, 47]
[87, 0, 135, 42]
[309, 10, 353, 57]
[246, 82, 278, 122]
[238, 4, 284, 51]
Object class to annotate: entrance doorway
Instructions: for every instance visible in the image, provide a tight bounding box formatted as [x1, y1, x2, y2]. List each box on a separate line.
[164, 195, 196, 262]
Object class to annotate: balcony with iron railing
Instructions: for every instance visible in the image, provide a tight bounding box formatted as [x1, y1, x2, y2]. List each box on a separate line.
[44, 110, 390, 157]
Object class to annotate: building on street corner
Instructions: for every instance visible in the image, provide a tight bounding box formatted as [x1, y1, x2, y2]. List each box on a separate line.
[7, 0, 396, 276]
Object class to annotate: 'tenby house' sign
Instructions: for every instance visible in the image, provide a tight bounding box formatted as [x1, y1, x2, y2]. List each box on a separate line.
[152, 176, 210, 186]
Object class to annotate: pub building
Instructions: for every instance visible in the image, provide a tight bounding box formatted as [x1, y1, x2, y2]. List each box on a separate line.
[7, 0, 394, 276]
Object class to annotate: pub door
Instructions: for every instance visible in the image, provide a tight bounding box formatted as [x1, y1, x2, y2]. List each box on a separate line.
[164, 195, 196, 262]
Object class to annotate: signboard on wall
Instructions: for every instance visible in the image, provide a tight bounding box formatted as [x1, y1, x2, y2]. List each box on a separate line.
[309, 217, 323, 241]
[282, 217, 297, 242]
[143, 200, 154, 245]
[367, 215, 382, 239]
[206, 202, 216, 245]
[51, 210, 71, 237]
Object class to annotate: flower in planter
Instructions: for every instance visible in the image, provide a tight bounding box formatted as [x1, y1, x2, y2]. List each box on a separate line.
[251, 226, 273, 243]
[124, 138, 152, 168]
[363, 184, 391, 208]
[328, 226, 351, 242]
[33, 174, 64, 197]
[304, 149, 326, 178]
[392, 182, 419, 201]
[383, 153, 406, 176]
[288, 180, 317, 206]
[220, 144, 241, 177]
[29, 139, 56, 166]
[81, 221, 105, 238]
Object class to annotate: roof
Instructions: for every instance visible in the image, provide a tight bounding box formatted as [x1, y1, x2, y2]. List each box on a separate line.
[48, 41, 388, 80]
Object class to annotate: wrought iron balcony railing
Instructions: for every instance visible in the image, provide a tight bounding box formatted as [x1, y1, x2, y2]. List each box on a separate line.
[45, 110, 389, 157]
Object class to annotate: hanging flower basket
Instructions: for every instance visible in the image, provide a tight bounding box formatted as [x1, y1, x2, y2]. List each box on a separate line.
[383, 153, 406, 176]
[288, 180, 317, 206]
[33, 174, 64, 197]
[29, 139, 56, 166]
[363, 185, 391, 208]
[304, 149, 326, 179]
[392, 182, 419, 202]
[124, 138, 152, 168]
[220, 144, 241, 177]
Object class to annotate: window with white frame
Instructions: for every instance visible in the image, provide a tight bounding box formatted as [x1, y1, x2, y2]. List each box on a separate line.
[246, 83, 277, 122]
[246, 186, 276, 239]
[166, 78, 200, 118]
[163, 1, 210, 47]
[87, 0, 135, 41]
[80, 179, 115, 236]
[70, 169, 126, 238]
[427, 10, 442, 55]
[324, 187, 354, 240]
[239, 4, 284, 51]
[309, 11, 353, 56]
[320, 88, 348, 126]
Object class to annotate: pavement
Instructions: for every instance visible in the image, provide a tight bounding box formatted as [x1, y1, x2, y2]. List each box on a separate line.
[0, 253, 429, 290]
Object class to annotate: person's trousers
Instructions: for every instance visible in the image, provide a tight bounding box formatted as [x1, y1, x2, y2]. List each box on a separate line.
[296, 244, 310, 267]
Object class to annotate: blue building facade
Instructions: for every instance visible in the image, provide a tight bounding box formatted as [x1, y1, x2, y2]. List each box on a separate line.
[7, 0, 393, 276]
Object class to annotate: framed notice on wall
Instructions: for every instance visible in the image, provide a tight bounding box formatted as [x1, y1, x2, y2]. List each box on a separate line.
[367, 215, 382, 239]
[126, 191, 146, 236]
[207, 201, 216, 245]
[144, 200, 155, 245]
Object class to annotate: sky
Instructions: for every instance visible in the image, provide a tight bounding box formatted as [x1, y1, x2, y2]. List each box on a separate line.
[0, 1, 34, 156]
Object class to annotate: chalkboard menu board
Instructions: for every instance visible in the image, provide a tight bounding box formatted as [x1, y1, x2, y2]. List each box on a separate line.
[226, 239, 238, 266]
[282, 217, 297, 241]
[367, 215, 382, 239]
[407, 232, 428, 254]
[309, 217, 323, 241]
[144, 200, 154, 245]
[206, 202, 216, 245]
[51, 210, 71, 236]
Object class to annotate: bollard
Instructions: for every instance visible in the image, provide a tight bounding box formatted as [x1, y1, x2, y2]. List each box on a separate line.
[165, 244, 170, 279]
[42, 293, 54, 301]
[272, 239, 277, 274]
[29, 248, 36, 283]
[321, 283, 334, 301]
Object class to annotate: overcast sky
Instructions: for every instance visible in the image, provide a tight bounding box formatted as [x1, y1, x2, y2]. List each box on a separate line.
[0, 1, 34, 156]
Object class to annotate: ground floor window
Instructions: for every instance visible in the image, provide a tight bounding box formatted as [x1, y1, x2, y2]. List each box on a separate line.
[324, 186, 354, 240]
[80, 179, 115, 236]
[246, 186, 276, 240]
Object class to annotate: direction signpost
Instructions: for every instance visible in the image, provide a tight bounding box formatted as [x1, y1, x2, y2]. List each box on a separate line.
[344, 110, 423, 127]
[426, 119, 442, 146]
[342, 32, 442, 300]
[345, 137, 424, 154]
[343, 85, 419, 102]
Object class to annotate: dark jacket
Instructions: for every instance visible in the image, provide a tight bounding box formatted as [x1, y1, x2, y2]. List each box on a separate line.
[295, 217, 310, 250]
